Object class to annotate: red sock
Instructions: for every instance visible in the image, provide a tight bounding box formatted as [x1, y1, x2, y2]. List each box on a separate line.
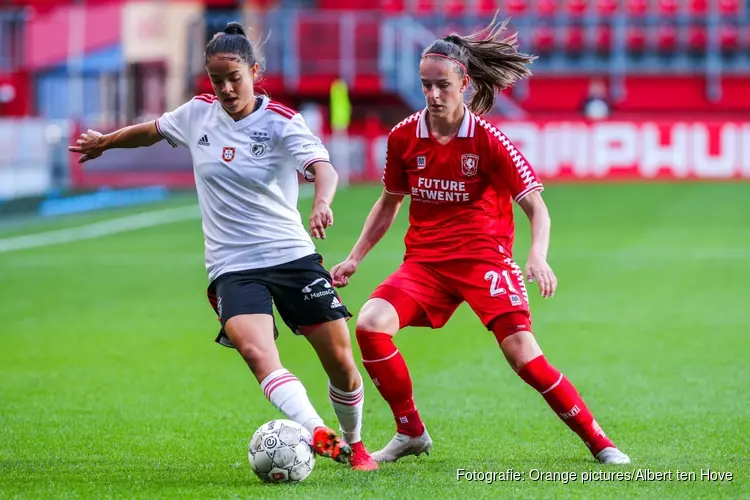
[518, 355, 614, 455]
[356, 330, 425, 437]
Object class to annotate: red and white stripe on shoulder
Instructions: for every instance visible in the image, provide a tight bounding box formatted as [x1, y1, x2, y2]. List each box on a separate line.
[266, 100, 298, 119]
[390, 111, 421, 134]
[192, 93, 218, 104]
[475, 116, 543, 201]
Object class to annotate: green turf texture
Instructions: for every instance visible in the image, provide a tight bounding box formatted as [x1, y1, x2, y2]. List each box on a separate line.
[1, 183, 748, 499]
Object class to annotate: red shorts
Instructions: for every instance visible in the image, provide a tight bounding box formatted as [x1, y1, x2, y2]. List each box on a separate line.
[371, 255, 531, 331]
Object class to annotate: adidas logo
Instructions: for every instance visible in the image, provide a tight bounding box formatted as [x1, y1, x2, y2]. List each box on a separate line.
[330, 296, 342, 309]
[197, 134, 210, 146]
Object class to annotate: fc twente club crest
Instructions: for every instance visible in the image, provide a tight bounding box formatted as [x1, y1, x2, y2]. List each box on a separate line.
[461, 153, 479, 177]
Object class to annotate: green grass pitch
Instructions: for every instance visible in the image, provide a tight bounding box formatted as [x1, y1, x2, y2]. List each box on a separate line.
[1, 183, 748, 499]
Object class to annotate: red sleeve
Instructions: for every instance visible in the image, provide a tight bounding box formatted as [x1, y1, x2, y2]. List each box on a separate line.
[489, 129, 543, 203]
[381, 132, 410, 195]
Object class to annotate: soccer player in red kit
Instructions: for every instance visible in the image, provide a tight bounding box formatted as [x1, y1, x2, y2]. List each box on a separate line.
[331, 18, 630, 465]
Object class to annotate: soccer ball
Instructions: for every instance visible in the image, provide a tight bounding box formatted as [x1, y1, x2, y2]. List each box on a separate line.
[248, 419, 316, 483]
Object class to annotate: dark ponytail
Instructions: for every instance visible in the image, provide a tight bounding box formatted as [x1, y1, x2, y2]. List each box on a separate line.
[422, 16, 536, 115]
[205, 22, 265, 72]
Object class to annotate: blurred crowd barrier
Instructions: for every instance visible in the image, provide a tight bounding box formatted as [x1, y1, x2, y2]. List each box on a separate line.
[2, 115, 747, 208]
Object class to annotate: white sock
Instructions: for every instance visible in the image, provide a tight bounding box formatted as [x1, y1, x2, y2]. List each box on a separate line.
[328, 379, 364, 444]
[260, 368, 324, 435]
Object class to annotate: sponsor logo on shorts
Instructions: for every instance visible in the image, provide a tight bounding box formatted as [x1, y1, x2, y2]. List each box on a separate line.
[302, 278, 331, 293]
[510, 294, 522, 306]
[304, 289, 334, 301]
[302, 277, 334, 301]
[330, 296, 342, 309]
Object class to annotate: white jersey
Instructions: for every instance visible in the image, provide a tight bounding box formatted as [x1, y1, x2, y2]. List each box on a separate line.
[156, 94, 328, 282]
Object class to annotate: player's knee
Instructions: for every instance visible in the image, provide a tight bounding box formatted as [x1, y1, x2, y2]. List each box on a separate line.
[235, 340, 273, 366]
[355, 314, 387, 333]
[499, 331, 543, 372]
[356, 299, 399, 334]
[230, 329, 280, 376]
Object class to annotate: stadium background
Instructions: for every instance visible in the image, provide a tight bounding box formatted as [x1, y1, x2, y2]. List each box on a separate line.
[1, 0, 748, 498]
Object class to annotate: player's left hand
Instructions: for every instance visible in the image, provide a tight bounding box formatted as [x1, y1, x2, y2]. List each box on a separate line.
[525, 252, 557, 299]
[309, 202, 333, 239]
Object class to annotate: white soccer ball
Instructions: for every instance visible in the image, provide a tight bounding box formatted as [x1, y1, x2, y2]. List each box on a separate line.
[248, 419, 316, 483]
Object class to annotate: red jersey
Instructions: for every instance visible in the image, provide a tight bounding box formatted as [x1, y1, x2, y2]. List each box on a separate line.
[382, 106, 543, 262]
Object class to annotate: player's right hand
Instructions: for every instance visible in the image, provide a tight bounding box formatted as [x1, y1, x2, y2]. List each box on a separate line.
[331, 259, 358, 288]
[68, 129, 105, 163]
[525, 251, 558, 299]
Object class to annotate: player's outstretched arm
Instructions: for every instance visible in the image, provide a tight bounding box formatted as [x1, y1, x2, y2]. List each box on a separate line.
[307, 161, 338, 240]
[517, 190, 558, 299]
[68, 121, 163, 164]
[330, 190, 404, 287]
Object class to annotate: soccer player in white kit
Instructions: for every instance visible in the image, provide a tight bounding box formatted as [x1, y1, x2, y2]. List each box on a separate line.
[69, 22, 378, 471]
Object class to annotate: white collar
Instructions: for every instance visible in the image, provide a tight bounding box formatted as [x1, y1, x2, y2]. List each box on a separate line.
[416, 104, 476, 139]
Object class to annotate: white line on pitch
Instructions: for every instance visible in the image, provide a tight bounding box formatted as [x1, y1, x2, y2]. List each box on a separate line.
[0, 205, 200, 254]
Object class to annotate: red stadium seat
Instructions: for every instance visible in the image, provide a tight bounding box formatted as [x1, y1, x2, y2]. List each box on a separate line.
[596, 0, 619, 14]
[381, 0, 405, 12]
[594, 25, 613, 52]
[506, 0, 527, 14]
[719, 26, 739, 52]
[298, 20, 340, 68]
[626, 0, 648, 15]
[565, 25, 585, 51]
[719, 0, 740, 15]
[689, 0, 707, 14]
[537, 0, 558, 16]
[410, 0, 436, 14]
[475, 0, 499, 15]
[566, 0, 588, 15]
[687, 25, 707, 52]
[534, 26, 556, 53]
[444, 0, 465, 14]
[626, 27, 646, 52]
[656, 25, 677, 52]
[657, 0, 678, 15]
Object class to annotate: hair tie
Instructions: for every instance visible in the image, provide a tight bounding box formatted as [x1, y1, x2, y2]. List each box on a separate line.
[423, 53, 467, 73]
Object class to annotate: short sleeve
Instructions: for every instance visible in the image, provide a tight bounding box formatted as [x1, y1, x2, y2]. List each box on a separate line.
[490, 131, 543, 203]
[282, 114, 330, 182]
[381, 133, 409, 195]
[155, 100, 193, 148]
